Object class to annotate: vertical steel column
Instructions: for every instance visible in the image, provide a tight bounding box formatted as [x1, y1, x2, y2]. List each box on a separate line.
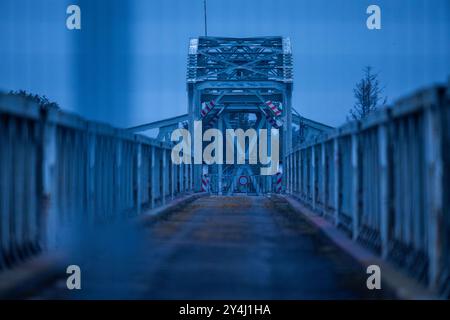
[351, 132, 361, 241]
[162, 147, 167, 205]
[311, 146, 316, 210]
[115, 139, 122, 218]
[321, 143, 327, 213]
[171, 150, 175, 199]
[282, 89, 293, 192]
[41, 121, 58, 249]
[378, 121, 390, 257]
[87, 132, 96, 223]
[293, 151, 297, 194]
[333, 138, 341, 226]
[218, 118, 223, 195]
[150, 145, 156, 209]
[298, 150, 303, 197]
[292, 153, 295, 193]
[424, 102, 444, 289]
[287, 154, 291, 193]
[179, 161, 184, 194]
[191, 89, 202, 193]
[135, 142, 142, 215]
[184, 162, 188, 192]
[189, 162, 193, 191]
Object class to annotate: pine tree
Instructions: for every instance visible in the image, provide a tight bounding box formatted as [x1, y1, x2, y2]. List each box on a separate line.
[348, 66, 387, 121]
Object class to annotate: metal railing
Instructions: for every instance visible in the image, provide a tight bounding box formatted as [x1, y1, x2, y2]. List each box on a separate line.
[0, 95, 194, 270]
[286, 84, 449, 295]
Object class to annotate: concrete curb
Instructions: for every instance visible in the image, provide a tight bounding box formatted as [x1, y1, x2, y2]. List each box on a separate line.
[0, 254, 66, 299]
[277, 194, 439, 300]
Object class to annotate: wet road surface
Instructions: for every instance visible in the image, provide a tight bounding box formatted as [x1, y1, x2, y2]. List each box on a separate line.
[33, 196, 390, 299]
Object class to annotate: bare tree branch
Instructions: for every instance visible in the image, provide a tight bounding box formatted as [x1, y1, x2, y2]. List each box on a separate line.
[348, 66, 387, 121]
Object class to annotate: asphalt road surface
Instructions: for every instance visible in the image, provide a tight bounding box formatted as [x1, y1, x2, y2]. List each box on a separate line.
[32, 196, 391, 299]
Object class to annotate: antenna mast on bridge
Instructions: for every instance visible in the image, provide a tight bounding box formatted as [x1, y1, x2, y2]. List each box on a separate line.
[203, 0, 208, 36]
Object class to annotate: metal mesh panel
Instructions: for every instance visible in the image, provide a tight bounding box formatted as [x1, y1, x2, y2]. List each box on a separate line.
[359, 128, 381, 251]
[0, 114, 40, 269]
[339, 136, 353, 233]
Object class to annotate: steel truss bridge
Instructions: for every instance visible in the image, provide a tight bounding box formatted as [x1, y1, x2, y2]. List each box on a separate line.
[0, 37, 449, 299]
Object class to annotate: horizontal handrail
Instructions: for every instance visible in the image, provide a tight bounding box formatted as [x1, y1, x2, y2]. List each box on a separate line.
[0, 94, 195, 271]
[285, 83, 450, 296]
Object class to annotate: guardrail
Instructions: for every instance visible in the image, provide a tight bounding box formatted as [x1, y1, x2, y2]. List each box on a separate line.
[0, 94, 194, 271]
[285, 84, 449, 296]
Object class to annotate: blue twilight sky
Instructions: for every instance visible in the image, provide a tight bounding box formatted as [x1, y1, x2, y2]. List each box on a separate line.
[0, 0, 449, 127]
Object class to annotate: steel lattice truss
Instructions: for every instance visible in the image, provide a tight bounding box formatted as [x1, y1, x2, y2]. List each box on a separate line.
[188, 37, 293, 83]
[186, 36, 294, 195]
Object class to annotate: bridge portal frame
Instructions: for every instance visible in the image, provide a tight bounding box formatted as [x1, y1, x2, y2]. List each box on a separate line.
[187, 36, 293, 194]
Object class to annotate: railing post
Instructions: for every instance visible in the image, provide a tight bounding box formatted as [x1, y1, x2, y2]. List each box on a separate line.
[321, 143, 327, 213]
[351, 131, 361, 241]
[162, 147, 167, 205]
[184, 163, 188, 192]
[311, 146, 316, 210]
[299, 150, 303, 197]
[135, 142, 142, 215]
[179, 162, 183, 194]
[424, 99, 444, 289]
[295, 150, 301, 196]
[290, 152, 296, 194]
[293, 151, 298, 194]
[294, 151, 298, 194]
[377, 120, 391, 257]
[150, 145, 156, 208]
[287, 154, 291, 193]
[41, 121, 58, 249]
[333, 137, 341, 226]
[115, 139, 122, 218]
[189, 163, 192, 191]
[290, 152, 295, 194]
[87, 131, 96, 223]
[286, 155, 289, 193]
[171, 152, 175, 199]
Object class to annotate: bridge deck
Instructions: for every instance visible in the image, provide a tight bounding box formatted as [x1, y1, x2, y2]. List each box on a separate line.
[33, 196, 390, 299]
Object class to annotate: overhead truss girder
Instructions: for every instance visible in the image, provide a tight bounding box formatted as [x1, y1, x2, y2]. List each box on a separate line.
[188, 36, 293, 84]
[187, 37, 293, 194]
